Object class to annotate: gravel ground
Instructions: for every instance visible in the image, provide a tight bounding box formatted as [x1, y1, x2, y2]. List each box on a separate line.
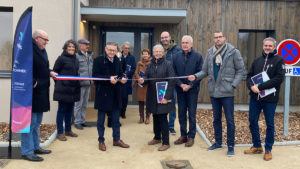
[196, 109, 300, 144]
[0, 123, 56, 143]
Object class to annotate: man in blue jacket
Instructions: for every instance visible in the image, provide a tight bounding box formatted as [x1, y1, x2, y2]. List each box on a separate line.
[188, 31, 245, 156]
[160, 31, 181, 135]
[173, 35, 203, 147]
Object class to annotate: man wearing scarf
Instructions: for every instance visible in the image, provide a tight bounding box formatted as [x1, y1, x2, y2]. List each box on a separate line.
[188, 31, 245, 156]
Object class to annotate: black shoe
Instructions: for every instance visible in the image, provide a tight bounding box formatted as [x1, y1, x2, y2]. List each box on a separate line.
[22, 154, 44, 162]
[107, 121, 112, 128]
[34, 148, 51, 154]
[81, 123, 90, 127]
[75, 124, 83, 130]
[169, 128, 176, 135]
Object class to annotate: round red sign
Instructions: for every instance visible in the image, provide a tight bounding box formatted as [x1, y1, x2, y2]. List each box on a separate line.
[277, 39, 300, 65]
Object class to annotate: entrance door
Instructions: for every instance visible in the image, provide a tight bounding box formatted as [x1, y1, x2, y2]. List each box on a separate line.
[99, 27, 153, 104]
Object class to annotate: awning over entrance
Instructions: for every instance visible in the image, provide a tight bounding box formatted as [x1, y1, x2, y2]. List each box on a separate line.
[81, 7, 186, 23]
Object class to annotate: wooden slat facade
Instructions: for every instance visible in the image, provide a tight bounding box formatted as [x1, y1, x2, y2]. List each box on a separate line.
[87, 0, 300, 105]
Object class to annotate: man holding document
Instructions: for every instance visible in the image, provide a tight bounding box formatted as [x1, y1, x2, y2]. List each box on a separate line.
[244, 37, 285, 161]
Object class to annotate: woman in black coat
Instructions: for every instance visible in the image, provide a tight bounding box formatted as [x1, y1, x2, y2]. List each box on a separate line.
[138, 44, 175, 151]
[53, 40, 81, 141]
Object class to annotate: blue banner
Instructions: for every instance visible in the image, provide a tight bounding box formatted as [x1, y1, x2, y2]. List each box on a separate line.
[11, 7, 33, 133]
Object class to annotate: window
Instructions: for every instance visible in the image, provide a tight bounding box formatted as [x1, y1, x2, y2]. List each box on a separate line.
[0, 7, 13, 77]
[238, 30, 275, 70]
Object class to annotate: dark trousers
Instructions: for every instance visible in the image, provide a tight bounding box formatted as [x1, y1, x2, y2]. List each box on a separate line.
[120, 95, 128, 118]
[56, 102, 74, 135]
[153, 114, 169, 145]
[177, 90, 198, 138]
[97, 106, 120, 143]
[139, 101, 150, 119]
[249, 96, 276, 152]
[210, 97, 235, 147]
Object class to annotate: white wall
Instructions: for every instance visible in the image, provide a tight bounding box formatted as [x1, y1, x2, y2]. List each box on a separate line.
[0, 0, 77, 123]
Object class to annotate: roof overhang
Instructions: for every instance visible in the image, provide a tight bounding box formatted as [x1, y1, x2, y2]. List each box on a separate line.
[81, 7, 186, 23]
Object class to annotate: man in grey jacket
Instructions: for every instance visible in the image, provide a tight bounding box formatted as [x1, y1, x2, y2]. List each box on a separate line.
[74, 39, 93, 130]
[188, 31, 245, 156]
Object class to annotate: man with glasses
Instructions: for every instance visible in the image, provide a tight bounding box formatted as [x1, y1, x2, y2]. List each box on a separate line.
[93, 42, 130, 151]
[160, 31, 181, 135]
[188, 31, 245, 156]
[21, 29, 56, 161]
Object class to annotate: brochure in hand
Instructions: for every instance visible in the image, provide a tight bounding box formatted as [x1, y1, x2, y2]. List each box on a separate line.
[156, 81, 168, 103]
[138, 71, 145, 87]
[251, 71, 276, 98]
[125, 64, 131, 74]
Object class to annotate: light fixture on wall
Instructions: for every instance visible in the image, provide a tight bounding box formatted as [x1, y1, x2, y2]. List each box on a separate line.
[81, 19, 87, 23]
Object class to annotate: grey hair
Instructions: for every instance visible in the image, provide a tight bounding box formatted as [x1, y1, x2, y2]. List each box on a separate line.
[263, 37, 276, 46]
[182, 35, 193, 43]
[32, 29, 47, 38]
[106, 42, 118, 48]
[152, 44, 164, 52]
[122, 41, 131, 47]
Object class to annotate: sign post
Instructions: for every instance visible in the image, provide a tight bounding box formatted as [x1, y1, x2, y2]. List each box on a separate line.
[278, 39, 300, 136]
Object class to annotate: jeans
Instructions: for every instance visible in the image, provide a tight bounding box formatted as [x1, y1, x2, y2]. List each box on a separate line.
[56, 102, 74, 135]
[153, 114, 169, 145]
[120, 95, 128, 118]
[74, 86, 90, 124]
[21, 112, 43, 155]
[249, 96, 276, 152]
[177, 89, 198, 138]
[210, 97, 235, 147]
[168, 90, 177, 129]
[97, 106, 120, 142]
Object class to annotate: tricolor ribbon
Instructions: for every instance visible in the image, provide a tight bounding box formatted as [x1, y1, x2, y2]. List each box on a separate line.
[54, 75, 189, 81]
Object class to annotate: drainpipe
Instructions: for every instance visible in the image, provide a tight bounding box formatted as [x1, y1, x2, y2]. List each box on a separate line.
[74, 0, 79, 41]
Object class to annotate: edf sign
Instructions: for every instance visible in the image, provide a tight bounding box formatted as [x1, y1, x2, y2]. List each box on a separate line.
[285, 66, 300, 76]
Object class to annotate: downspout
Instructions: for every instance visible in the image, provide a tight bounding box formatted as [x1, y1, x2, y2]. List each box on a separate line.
[74, 0, 79, 41]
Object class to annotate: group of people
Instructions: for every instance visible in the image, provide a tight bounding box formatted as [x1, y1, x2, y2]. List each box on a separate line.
[21, 28, 284, 162]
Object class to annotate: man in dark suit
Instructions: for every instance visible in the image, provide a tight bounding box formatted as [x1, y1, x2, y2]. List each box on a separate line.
[93, 42, 130, 151]
[21, 29, 57, 161]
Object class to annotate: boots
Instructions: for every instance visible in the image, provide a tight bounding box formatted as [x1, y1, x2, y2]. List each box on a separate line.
[145, 117, 150, 124]
[138, 117, 144, 124]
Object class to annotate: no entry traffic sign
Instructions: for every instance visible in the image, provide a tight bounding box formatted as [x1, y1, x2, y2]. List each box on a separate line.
[277, 39, 300, 65]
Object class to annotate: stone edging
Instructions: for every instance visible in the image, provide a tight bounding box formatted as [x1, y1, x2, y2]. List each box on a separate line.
[0, 130, 57, 148]
[196, 124, 300, 147]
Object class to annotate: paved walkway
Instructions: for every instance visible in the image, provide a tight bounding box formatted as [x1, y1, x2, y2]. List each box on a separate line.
[4, 107, 300, 169]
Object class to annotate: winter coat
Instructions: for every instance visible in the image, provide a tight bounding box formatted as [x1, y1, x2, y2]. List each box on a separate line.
[144, 58, 176, 114]
[133, 57, 151, 102]
[76, 50, 93, 86]
[173, 48, 203, 92]
[93, 55, 123, 112]
[32, 40, 51, 112]
[246, 50, 285, 103]
[194, 43, 245, 98]
[53, 51, 81, 103]
[120, 52, 136, 95]
[162, 40, 181, 63]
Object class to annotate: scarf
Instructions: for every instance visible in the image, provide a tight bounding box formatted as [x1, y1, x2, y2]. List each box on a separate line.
[213, 43, 227, 66]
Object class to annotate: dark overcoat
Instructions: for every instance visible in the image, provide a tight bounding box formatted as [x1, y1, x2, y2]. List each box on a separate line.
[32, 40, 51, 112]
[53, 51, 81, 103]
[93, 55, 123, 112]
[144, 58, 176, 114]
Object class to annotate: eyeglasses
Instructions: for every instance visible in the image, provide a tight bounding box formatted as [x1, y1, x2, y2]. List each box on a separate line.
[214, 36, 224, 39]
[38, 36, 49, 42]
[107, 48, 117, 52]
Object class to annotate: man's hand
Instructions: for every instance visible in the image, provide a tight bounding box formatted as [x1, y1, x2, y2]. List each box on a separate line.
[188, 75, 196, 82]
[33, 81, 37, 88]
[50, 71, 58, 78]
[161, 98, 168, 104]
[251, 85, 260, 94]
[110, 76, 117, 84]
[138, 78, 144, 84]
[180, 84, 191, 92]
[120, 77, 127, 84]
